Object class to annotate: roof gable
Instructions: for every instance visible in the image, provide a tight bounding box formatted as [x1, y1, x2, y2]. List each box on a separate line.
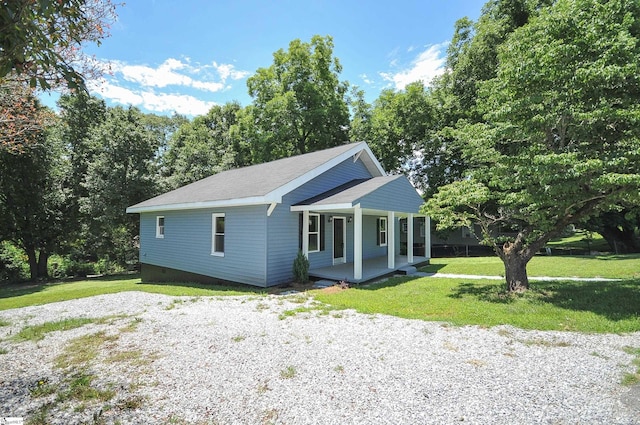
[292, 175, 424, 214]
[127, 142, 385, 213]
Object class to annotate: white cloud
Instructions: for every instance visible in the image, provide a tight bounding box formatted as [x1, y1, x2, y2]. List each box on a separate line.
[359, 73, 373, 85]
[87, 57, 250, 116]
[214, 62, 250, 81]
[90, 80, 217, 116]
[108, 58, 242, 93]
[381, 43, 447, 90]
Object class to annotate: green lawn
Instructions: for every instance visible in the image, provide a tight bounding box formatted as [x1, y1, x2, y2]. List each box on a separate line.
[0, 275, 263, 311]
[313, 275, 640, 333]
[2, 255, 639, 333]
[546, 230, 610, 251]
[423, 254, 640, 279]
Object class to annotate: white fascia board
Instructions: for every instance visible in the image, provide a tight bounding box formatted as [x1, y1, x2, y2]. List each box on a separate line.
[290, 203, 354, 212]
[126, 195, 280, 214]
[358, 143, 386, 176]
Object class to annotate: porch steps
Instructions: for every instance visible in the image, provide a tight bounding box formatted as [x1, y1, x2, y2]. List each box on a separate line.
[398, 266, 417, 275]
[312, 279, 336, 289]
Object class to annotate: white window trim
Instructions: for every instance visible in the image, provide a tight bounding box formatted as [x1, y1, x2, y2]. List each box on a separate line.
[379, 217, 388, 247]
[156, 216, 165, 239]
[211, 213, 225, 256]
[308, 213, 320, 253]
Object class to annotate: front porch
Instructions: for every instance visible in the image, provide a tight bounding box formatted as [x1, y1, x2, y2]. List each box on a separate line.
[309, 255, 429, 284]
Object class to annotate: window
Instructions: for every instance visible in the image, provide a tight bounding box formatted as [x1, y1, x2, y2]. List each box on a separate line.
[308, 213, 320, 253]
[156, 216, 165, 238]
[212, 213, 225, 256]
[377, 217, 387, 246]
[299, 213, 325, 252]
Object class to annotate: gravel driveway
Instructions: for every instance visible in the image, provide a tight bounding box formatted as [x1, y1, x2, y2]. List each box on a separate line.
[1, 291, 639, 424]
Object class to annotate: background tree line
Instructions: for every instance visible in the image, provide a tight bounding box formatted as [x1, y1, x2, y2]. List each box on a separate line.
[1, 0, 638, 285]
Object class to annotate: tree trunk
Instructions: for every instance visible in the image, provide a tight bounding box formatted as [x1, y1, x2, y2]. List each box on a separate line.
[499, 241, 531, 292]
[598, 225, 640, 254]
[503, 254, 529, 292]
[37, 250, 49, 279]
[26, 247, 38, 281]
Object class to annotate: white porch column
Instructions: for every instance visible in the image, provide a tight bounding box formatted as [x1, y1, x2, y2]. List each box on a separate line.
[425, 215, 432, 259]
[353, 205, 362, 280]
[387, 211, 395, 269]
[302, 210, 309, 258]
[407, 213, 414, 263]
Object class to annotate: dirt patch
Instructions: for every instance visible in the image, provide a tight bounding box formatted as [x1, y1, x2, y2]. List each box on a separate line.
[319, 285, 346, 294]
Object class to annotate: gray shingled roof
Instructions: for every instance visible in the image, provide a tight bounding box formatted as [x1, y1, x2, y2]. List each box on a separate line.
[128, 142, 374, 212]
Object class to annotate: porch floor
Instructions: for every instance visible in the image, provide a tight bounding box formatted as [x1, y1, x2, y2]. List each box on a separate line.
[309, 255, 429, 284]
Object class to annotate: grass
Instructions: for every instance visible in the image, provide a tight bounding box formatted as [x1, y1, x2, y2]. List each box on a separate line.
[0, 274, 264, 311]
[280, 365, 297, 379]
[12, 317, 97, 342]
[1, 255, 639, 334]
[423, 253, 640, 279]
[546, 230, 609, 251]
[313, 274, 640, 333]
[621, 346, 640, 386]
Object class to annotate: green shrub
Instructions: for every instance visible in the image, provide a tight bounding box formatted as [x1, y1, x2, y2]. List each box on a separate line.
[48, 256, 95, 279]
[292, 251, 310, 283]
[0, 241, 29, 283]
[94, 258, 124, 275]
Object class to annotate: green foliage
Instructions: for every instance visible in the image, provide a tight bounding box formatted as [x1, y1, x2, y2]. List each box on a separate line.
[292, 251, 310, 283]
[0, 0, 118, 91]
[48, 255, 97, 279]
[245, 35, 350, 162]
[162, 102, 243, 188]
[361, 82, 463, 197]
[424, 0, 640, 290]
[0, 241, 29, 282]
[82, 106, 161, 266]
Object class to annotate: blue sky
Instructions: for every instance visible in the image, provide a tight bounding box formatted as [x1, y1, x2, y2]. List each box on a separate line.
[51, 0, 485, 116]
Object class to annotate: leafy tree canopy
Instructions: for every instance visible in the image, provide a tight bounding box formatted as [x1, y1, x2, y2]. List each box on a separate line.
[424, 0, 640, 291]
[0, 0, 118, 91]
[245, 35, 350, 162]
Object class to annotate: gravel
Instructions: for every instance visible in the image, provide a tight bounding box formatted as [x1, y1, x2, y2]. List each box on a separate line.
[0, 291, 639, 424]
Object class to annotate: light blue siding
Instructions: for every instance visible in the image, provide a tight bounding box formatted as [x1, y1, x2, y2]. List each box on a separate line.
[140, 205, 268, 286]
[265, 156, 374, 283]
[359, 177, 424, 213]
[135, 153, 425, 287]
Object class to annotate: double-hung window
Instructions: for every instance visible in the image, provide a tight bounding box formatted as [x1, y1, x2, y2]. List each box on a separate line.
[308, 213, 320, 253]
[212, 213, 225, 256]
[378, 217, 387, 246]
[156, 216, 165, 238]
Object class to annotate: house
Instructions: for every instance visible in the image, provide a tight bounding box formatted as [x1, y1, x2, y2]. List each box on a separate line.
[126, 142, 430, 287]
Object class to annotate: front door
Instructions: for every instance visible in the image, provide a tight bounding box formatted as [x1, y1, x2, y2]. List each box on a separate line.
[333, 217, 346, 265]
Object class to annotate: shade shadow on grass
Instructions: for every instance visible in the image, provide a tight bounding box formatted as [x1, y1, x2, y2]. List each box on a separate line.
[448, 282, 515, 303]
[0, 274, 135, 300]
[450, 279, 640, 321]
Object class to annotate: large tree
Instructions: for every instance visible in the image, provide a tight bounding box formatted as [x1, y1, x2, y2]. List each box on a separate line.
[163, 102, 243, 188]
[81, 106, 161, 265]
[0, 77, 53, 152]
[424, 0, 640, 291]
[245, 35, 350, 162]
[0, 0, 118, 91]
[360, 82, 465, 198]
[0, 102, 67, 280]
